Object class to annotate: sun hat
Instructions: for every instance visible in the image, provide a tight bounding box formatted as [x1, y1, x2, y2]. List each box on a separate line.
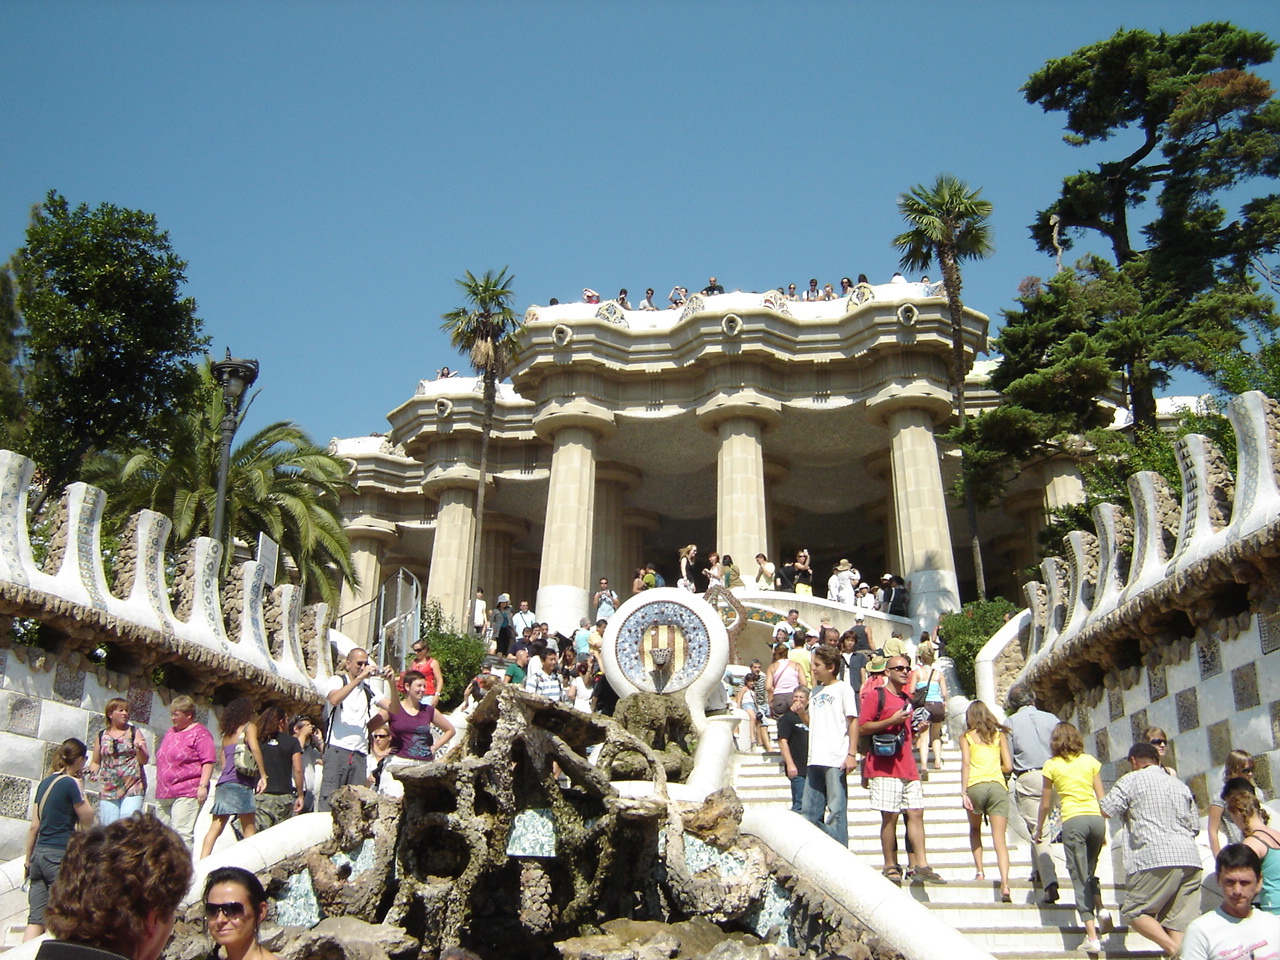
[867, 656, 888, 673]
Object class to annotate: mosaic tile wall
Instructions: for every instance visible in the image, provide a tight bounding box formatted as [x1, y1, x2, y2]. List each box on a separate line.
[1067, 611, 1280, 811]
[0, 651, 174, 860]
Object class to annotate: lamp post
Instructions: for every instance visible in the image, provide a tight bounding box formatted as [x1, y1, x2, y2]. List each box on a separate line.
[210, 349, 260, 546]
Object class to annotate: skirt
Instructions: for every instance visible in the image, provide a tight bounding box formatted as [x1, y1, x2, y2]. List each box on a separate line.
[211, 781, 255, 816]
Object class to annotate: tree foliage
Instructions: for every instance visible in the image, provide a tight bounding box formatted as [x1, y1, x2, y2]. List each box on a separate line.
[938, 597, 1018, 696]
[893, 174, 994, 600]
[440, 268, 521, 607]
[0, 269, 24, 449]
[6, 191, 207, 500]
[1017, 22, 1280, 433]
[83, 363, 356, 607]
[417, 599, 488, 711]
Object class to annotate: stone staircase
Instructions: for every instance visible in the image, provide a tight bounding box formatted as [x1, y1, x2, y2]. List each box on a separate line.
[733, 736, 1164, 959]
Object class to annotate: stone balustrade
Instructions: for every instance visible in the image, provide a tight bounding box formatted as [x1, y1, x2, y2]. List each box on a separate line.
[0, 449, 332, 711]
[982, 390, 1280, 805]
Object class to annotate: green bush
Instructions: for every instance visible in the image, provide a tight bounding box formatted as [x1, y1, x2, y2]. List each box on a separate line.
[418, 599, 488, 711]
[939, 597, 1018, 697]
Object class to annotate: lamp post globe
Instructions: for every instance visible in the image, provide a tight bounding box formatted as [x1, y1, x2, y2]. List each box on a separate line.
[210, 349, 260, 546]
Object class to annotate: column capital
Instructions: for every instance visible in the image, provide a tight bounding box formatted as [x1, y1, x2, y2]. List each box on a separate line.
[695, 391, 782, 433]
[533, 399, 616, 442]
[344, 517, 399, 544]
[420, 464, 495, 500]
[622, 507, 662, 534]
[596, 460, 643, 492]
[864, 386, 953, 427]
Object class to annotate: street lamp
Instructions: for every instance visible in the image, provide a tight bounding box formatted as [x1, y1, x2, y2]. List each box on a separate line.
[210, 349, 260, 545]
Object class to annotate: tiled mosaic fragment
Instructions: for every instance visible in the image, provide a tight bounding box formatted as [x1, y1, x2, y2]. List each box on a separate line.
[0, 774, 32, 818]
[1207, 720, 1233, 768]
[53, 661, 85, 703]
[1148, 663, 1167, 701]
[1176, 688, 1200, 732]
[1198, 636, 1222, 680]
[1108, 687, 1124, 722]
[1233, 663, 1260, 712]
[1094, 729, 1111, 764]
[5, 695, 39, 736]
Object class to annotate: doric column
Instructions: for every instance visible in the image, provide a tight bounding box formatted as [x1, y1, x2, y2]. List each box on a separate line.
[422, 463, 490, 630]
[338, 518, 397, 648]
[534, 403, 616, 635]
[696, 392, 782, 569]
[478, 514, 529, 607]
[1043, 458, 1086, 515]
[870, 392, 959, 631]
[622, 509, 661, 581]
[592, 463, 642, 596]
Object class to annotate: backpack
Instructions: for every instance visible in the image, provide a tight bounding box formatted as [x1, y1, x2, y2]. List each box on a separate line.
[232, 728, 258, 778]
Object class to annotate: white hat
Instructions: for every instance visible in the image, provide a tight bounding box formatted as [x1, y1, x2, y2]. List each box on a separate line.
[855, 613, 865, 621]
[497, 593, 510, 603]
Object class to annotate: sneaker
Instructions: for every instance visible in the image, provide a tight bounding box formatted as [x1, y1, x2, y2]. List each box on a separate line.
[1079, 938, 1102, 954]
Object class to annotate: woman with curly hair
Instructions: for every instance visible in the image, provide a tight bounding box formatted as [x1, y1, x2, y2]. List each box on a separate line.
[202, 865, 278, 960]
[40, 813, 192, 960]
[200, 697, 266, 859]
[1035, 722, 1107, 954]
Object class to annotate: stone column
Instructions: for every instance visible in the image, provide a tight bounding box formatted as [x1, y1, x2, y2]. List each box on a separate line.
[712, 417, 771, 566]
[592, 463, 642, 597]
[1043, 458, 1086, 515]
[478, 514, 528, 610]
[425, 485, 477, 630]
[338, 519, 397, 648]
[877, 397, 959, 631]
[534, 404, 616, 635]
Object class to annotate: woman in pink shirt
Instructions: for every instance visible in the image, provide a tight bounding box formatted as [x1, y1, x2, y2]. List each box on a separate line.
[154, 695, 216, 849]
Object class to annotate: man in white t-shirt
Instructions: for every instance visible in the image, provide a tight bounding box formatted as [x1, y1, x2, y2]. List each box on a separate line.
[512, 600, 537, 635]
[1181, 844, 1280, 960]
[800, 644, 859, 847]
[318, 648, 393, 812]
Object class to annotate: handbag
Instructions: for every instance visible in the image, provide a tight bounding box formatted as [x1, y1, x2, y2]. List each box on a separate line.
[871, 730, 905, 757]
[233, 729, 258, 778]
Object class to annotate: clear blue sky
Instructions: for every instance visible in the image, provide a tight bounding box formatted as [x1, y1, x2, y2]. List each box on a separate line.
[4, 2, 1277, 442]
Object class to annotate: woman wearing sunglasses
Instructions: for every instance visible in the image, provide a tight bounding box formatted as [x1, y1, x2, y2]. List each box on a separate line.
[204, 865, 276, 960]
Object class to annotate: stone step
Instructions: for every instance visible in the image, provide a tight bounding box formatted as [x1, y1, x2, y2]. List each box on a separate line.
[960, 923, 1151, 955]
[902, 879, 1129, 907]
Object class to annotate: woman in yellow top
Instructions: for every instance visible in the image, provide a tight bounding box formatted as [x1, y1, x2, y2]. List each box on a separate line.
[1034, 722, 1107, 955]
[959, 701, 1013, 901]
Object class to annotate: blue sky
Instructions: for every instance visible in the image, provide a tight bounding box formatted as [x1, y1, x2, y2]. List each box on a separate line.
[3, 2, 1277, 442]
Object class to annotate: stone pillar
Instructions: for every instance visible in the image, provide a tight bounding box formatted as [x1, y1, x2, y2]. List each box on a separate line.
[338, 519, 397, 648]
[478, 515, 528, 609]
[713, 418, 771, 566]
[879, 400, 959, 630]
[1043, 458, 1086, 515]
[764, 458, 790, 565]
[592, 463, 642, 596]
[696, 394, 781, 571]
[534, 404, 616, 635]
[425, 486, 477, 629]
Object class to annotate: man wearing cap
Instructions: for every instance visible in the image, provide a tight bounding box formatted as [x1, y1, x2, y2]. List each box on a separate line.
[854, 583, 876, 611]
[1006, 683, 1061, 901]
[1099, 742, 1202, 956]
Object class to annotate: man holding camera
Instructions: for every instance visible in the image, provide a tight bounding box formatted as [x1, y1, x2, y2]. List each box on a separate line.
[318, 647, 393, 811]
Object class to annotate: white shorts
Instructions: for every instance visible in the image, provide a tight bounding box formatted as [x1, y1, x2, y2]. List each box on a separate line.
[869, 777, 924, 812]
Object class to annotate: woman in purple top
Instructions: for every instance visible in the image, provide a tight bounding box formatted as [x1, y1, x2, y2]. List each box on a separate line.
[200, 697, 266, 860]
[374, 670, 456, 797]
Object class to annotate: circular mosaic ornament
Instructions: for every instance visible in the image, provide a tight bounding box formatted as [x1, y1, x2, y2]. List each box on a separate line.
[601, 587, 728, 699]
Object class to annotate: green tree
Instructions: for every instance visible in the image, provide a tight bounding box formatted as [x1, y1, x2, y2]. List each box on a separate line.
[1022, 22, 1280, 431]
[938, 597, 1018, 696]
[0, 268, 24, 449]
[893, 174, 995, 599]
[440, 268, 521, 607]
[83, 363, 356, 607]
[8, 191, 207, 506]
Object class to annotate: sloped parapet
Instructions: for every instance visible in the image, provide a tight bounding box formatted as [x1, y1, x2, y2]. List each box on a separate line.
[0, 449, 333, 709]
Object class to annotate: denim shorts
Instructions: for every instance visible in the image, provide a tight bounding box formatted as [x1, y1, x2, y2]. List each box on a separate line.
[211, 781, 255, 816]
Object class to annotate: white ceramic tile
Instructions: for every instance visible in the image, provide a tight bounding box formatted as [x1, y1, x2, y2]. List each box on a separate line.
[37, 700, 89, 745]
[1197, 672, 1235, 727]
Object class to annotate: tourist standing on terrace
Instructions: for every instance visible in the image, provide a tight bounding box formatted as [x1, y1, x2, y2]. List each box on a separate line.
[1035, 722, 1107, 954]
[594, 577, 619, 620]
[803, 278, 821, 301]
[668, 285, 687, 307]
[639, 288, 658, 310]
[860, 655, 944, 885]
[154, 695, 215, 848]
[89, 697, 149, 825]
[702, 277, 724, 295]
[318, 648, 393, 813]
[1006, 683, 1061, 902]
[677, 543, 698, 591]
[754, 553, 775, 590]
[765, 642, 802, 718]
[490, 593, 514, 655]
[801, 646, 859, 846]
[1100, 741, 1202, 955]
[512, 599, 537, 636]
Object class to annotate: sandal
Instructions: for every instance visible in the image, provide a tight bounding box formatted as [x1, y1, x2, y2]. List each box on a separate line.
[1000, 889, 1012, 903]
[907, 866, 948, 884]
[881, 865, 903, 884]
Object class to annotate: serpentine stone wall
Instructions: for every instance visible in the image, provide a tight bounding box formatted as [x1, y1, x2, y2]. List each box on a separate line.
[1000, 390, 1280, 808]
[0, 449, 333, 860]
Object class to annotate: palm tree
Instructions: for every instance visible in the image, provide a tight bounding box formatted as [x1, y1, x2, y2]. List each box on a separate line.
[892, 174, 994, 600]
[84, 363, 356, 607]
[440, 267, 521, 616]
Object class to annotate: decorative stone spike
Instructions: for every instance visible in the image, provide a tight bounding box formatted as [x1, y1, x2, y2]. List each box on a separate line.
[1040, 557, 1068, 653]
[1122, 472, 1181, 603]
[1088, 503, 1129, 626]
[1061, 530, 1098, 642]
[0, 450, 36, 587]
[1225, 391, 1280, 536]
[1170, 433, 1235, 571]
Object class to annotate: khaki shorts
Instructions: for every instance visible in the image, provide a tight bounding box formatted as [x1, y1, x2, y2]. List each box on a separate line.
[1121, 865, 1202, 931]
[869, 777, 924, 812]
[966, 780, 1011, 819]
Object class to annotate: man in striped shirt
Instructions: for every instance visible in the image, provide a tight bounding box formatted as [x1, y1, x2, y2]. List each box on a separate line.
[524, 648, 564, 701]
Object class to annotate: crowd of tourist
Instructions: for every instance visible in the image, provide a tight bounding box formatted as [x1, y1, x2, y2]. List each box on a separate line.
[549, 272, 942, 310]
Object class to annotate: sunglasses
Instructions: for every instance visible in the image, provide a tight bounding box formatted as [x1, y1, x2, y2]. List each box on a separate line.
[204, 901, 248, 919]
[887, 665, 910, 671]
[1149, 739, 1167, 746]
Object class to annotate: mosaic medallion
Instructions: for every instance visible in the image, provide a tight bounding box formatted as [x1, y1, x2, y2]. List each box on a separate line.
[602, 587, 729, 704]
